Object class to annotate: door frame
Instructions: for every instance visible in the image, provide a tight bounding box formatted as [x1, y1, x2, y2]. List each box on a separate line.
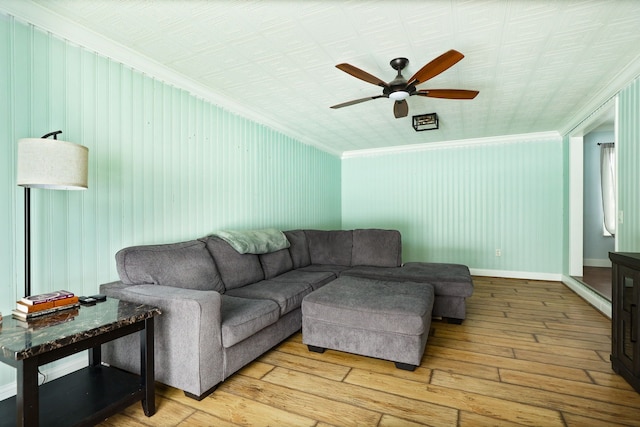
[565, 97, 617, 317]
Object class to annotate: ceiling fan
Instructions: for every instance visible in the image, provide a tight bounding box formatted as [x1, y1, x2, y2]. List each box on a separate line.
[330, 49, 479, 119]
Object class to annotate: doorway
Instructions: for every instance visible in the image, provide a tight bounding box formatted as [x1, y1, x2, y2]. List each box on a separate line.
[567, 99, 616, 313]
[577, 121, 615, 300]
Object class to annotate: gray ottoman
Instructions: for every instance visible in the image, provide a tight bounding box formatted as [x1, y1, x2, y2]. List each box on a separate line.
[301, 276, 435, 371]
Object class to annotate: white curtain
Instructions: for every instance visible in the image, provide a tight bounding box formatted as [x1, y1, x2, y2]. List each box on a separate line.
[600, 142, 616, 236]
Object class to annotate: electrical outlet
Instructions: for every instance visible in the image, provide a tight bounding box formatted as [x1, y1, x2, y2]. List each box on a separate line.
[495, 249, 501, 257]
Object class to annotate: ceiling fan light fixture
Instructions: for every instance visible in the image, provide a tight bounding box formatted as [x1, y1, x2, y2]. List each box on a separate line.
[389, 90, 410, 101]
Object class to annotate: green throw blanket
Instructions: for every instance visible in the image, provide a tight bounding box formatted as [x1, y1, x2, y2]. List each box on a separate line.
[212, 228, 290, 254]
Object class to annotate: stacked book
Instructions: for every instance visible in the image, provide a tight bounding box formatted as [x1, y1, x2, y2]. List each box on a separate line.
[12, 290, 80, 320]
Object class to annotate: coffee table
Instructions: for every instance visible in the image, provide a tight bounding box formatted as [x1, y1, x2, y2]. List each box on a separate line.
[0, 298, 161, 427]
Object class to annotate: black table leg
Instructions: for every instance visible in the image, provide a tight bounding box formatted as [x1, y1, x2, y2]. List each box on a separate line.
[16, 357, 39, 427]
[140, 317, 155, 416]
[88, 344, 102, 367]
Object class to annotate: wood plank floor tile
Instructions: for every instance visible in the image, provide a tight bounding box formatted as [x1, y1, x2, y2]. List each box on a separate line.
[223, 374, 381, 427]
[345, 368, 563, 426]
[264, 367, 458, 426]
[176, 411, 240, 427]
[432, 329, 603, 361]
[512, 348, 609, 372]
[459, 410, 534, 427]
[194, 389, 316, 426]
[428, 335, 516, 358]
[499, 369, 640, 407]
[563, 412, 631, 427]
[235, 360, 275, 379]
[420, 354, 501, 381]
[589, 369, 637, 390]
[257, 349, 351, 381]
[377, 414, 433, 427]
[426, 345, 594, 383]
[430, 370, 640, 425]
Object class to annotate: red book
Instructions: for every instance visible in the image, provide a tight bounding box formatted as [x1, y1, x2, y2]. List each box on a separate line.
[20, 290, 75, 306]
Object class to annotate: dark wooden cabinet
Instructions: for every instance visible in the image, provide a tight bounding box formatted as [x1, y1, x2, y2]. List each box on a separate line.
[610, 252, 640, 393]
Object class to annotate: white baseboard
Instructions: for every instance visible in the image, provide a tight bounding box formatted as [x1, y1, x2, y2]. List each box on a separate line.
[0, 352, 87, 401]
[562, 275, 612, 318]
[470, 269, 563, 282]
[583, 258, 612, 268]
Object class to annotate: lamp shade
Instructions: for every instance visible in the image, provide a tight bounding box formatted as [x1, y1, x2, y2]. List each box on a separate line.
[17, 138, 88, 190]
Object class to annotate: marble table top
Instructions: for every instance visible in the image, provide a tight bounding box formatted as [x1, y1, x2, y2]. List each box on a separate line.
[0, 298, 161, 361]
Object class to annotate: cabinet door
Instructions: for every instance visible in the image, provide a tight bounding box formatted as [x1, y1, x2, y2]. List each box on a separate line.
[616, 265, 640, 373]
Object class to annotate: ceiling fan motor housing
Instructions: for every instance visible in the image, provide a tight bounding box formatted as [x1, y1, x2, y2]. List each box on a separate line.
[386, 57, 414, 98]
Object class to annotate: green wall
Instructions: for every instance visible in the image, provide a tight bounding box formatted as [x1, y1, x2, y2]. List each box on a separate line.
[342, 135, 564, 274]
[618, 77, 640, 251]
[0, 14, 341, 389]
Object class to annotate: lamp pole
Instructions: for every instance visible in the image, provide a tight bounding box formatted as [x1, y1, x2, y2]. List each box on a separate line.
[21, 130, 67, 297]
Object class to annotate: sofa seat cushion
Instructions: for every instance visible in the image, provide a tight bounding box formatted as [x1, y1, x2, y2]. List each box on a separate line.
[115, 240, 225, 292]
[342, 263, 473, 297]
[225, 280, 314, 316]
[269, 270, 336, 290]
[221, 295, 281, 348]
[204, 236, 264, 290]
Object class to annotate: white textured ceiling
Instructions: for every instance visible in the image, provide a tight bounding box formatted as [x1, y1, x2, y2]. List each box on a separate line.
[15, 0, 640, 155]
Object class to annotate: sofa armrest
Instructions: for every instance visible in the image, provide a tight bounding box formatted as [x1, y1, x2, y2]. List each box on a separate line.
[101, 281, 222, 318]
[99, 281, 224, 397]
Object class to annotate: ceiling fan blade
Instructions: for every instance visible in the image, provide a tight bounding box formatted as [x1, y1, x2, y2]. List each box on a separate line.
[407, 50, 465, 87]
[336, 63, 389, 87]
[415, 89, 479, 99]
[330, 95, 385, 109]
[393, 100, 408, 118]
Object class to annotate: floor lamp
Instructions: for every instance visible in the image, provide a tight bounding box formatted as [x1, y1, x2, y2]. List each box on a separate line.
[16, 131, 89, 298]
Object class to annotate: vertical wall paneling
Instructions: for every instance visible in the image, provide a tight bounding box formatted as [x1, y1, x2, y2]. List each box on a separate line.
[0, 14, 341, 392]
[618, 77, 640, 251]
[0, 12, 16, 388]
[342, 136, 564, 275]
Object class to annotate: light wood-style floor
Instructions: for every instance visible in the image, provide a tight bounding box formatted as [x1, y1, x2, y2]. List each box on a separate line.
[98, 276, 640, 426]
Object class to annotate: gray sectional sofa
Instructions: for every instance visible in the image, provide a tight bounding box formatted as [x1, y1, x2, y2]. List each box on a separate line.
[100, 228, 473, 400]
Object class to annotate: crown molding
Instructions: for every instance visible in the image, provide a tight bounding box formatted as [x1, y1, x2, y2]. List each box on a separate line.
[341, 131, 561, 159]
[0, 1, 342, 158]
[560, 51, 640, 136]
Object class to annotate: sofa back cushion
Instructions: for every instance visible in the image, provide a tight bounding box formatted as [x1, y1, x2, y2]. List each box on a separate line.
[115, 240, 225, 292]
[259, 249, 294, 279]
[351, 229, 402, 267]
[284, 230, 311, 268]
[305, 230, 353, 266]
[204, 236, 264, 290]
